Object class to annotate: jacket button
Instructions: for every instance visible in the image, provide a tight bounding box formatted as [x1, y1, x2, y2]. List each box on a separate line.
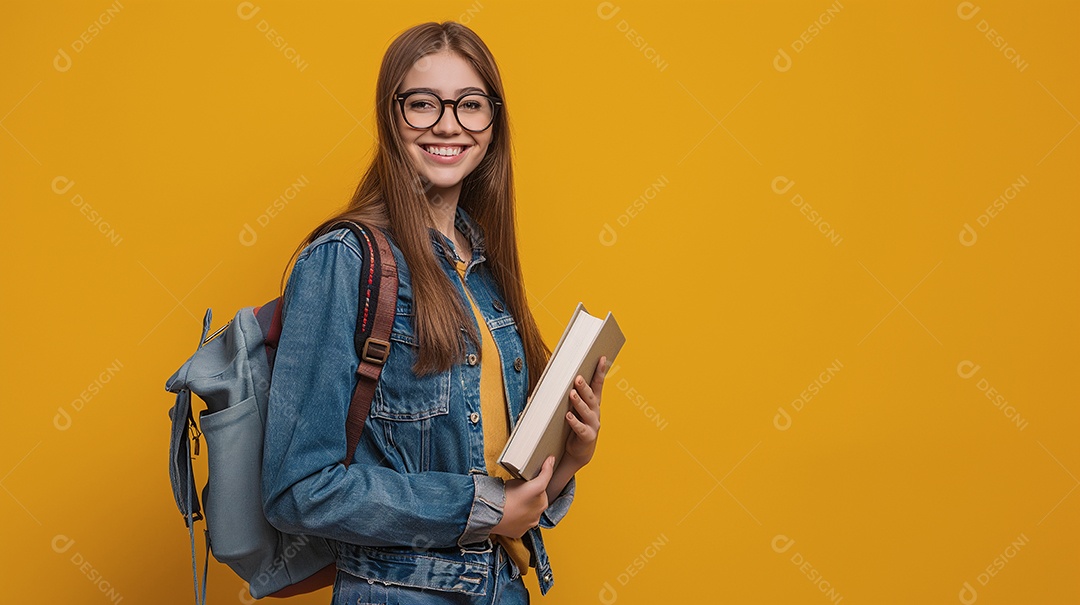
[492, 299, 504, 312]
[514, 357, 523, 372]
[466, 353, 478, 366]
[469, 412, 480, 424]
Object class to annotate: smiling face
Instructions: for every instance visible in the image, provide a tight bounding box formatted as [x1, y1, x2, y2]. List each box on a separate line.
[396, 50, 494, 203]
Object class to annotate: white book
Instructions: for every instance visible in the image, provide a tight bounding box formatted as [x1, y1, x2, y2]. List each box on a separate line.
[498, 302, 626, 480]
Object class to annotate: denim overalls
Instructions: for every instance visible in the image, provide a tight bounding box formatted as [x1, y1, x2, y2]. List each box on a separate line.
[261, 205, 575, 602]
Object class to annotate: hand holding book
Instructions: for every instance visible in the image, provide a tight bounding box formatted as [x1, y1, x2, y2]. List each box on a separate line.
[562, 355, 611, 466]
[498, 303, 626, 481]
[490, 454, 556, 539]
[492, 304, 624, 540]
[491, 354, 614, 539]
[536, 354, 611, 507]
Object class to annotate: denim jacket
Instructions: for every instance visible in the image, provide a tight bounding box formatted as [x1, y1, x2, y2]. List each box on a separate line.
[261, 205, 575, 597]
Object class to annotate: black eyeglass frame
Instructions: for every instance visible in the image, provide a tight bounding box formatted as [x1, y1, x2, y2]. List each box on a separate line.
[394, 91, 503, 133]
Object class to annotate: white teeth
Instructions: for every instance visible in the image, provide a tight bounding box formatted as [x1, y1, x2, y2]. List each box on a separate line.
[423, 145, 464, 157]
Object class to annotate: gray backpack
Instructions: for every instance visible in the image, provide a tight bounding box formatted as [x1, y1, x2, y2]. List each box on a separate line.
[164, 221, 397, 602]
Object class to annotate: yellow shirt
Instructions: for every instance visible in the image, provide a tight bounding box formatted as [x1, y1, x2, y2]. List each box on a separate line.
[453, 259, 532, 578]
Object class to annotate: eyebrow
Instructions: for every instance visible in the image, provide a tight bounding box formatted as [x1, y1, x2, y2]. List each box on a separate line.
[400, 86, 488, 96]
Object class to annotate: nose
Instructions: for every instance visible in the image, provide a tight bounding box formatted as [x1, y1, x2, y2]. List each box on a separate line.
[431, 100, 462, 135]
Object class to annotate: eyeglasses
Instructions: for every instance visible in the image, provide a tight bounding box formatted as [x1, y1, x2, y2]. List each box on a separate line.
[394, 91, 502, 133]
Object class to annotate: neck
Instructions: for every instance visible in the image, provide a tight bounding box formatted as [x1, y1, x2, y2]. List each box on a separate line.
[427, 181, 462, 243]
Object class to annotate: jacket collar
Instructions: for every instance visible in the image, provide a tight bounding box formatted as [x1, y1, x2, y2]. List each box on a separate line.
[429, 204, 486, 265]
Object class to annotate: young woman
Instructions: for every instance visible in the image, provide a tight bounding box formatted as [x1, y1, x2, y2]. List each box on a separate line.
[261, 21, 609, 604]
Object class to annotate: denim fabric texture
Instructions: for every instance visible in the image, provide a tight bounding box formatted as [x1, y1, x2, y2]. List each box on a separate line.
[261, 205, 574, 597]
[329, 539, 530, 605]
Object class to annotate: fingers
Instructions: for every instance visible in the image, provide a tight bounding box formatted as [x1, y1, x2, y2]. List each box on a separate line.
[529, 455, 555, 488]
[501, 457, 554, 537]
[590, 356, 609, 399]
[574, 380, 600, 423]
[569, 386, 598, 425]
[573, 357, 608, 409]
[566, 406, 592, 437]
[572, 378, 594, 405]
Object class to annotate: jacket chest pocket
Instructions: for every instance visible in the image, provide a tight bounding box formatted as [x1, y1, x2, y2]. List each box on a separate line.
[369, 321, 451, 472]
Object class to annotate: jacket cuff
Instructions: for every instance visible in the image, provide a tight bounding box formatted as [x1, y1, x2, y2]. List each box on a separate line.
[539, 474, 576, 529]
[458, 474, 506, 547]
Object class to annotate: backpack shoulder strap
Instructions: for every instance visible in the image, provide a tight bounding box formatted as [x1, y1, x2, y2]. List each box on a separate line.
[327, 220, 398, 468]
[267, 221, 397, 467]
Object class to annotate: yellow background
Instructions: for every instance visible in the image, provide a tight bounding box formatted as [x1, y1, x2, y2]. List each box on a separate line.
[2, 1, 1077, 603]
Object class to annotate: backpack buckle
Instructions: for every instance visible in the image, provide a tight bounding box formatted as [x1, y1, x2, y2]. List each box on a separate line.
[360, 338, 390, 365]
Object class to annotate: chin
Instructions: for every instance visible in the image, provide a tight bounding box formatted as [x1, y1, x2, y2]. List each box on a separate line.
[419, 170, 465, 190]
[413, 159, 477, 187]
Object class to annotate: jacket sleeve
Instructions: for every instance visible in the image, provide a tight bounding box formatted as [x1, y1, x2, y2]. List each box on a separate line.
[261, 233, 505, 549]
[539, 474, 575, 528]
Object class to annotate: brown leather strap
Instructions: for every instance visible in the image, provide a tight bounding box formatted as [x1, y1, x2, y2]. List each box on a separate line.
[343, 223, 397, 468]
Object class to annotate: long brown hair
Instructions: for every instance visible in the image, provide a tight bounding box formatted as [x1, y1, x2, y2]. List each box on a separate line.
[279, 21, 550, 393]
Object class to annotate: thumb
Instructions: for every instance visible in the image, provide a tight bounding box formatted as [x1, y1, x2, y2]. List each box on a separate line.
[530, 455, 555, 488]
